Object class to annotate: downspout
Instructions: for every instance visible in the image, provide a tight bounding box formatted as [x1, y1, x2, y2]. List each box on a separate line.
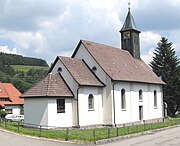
[76, 86, 81, 128]
[113, 81, 118, 127]
[161, 85, 165, 118]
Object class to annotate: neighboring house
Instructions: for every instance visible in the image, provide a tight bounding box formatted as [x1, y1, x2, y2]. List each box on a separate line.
[21, 9, 165, 128]
[0, 82, 24, 115]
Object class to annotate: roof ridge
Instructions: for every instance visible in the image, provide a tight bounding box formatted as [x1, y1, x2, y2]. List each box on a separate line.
[46, 73, 52, 96]
[59, 56, 81, 61]
[81, 40, 120, 50]
[59, 56, 80, 85]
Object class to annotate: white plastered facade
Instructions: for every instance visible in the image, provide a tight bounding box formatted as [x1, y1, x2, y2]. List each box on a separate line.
[24, 43, 164, 128]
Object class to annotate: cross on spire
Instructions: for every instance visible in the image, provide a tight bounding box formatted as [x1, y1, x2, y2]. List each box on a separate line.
[128, 2, 130, 11]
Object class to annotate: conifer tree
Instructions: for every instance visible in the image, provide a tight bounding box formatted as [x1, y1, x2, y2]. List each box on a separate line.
[150, 37, 180, 116]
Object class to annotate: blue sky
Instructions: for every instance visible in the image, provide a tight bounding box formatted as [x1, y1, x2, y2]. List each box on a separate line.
[0, 0, 180, 65]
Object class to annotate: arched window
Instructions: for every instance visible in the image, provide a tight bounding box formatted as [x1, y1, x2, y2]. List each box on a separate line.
[139, 89, 143, 101]
[154, 90, 157, 108]
[88, 94, 94, 110]
[121, 89, 126, 110]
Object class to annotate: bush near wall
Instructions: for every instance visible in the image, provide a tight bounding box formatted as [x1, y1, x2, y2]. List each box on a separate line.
[0, 110, 7, 118]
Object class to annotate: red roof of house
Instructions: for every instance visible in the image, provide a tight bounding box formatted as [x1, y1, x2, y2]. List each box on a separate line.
[0, 82, 24, 107]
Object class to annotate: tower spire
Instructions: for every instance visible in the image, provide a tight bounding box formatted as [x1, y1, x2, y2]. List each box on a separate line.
[120, 5, 141, 59]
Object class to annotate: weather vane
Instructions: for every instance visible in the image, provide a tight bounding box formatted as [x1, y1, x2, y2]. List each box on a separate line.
[128, 2, 130, 11]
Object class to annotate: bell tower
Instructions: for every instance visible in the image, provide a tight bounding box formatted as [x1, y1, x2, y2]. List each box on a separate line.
[120, 4, 141, 59]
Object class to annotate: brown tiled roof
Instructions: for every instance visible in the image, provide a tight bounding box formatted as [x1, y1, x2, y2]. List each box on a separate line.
[21, 73, 73, 98]
[59, 56, 104, 86]
[0, 83, 23, 107]
[75, 40, 165, 84]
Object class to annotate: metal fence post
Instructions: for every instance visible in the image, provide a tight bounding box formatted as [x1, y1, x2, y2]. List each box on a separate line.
[108, 128, 110, 139]
[158, 120, 160, 128]
[39, 125, 42, 137]
[163, 118, 164, 128]
[18, 121, 20, 133]
[66, 128, 69, 141]
[137, 125, 138, 133]
[5, 120, 7, 128]
[93, 129, 96, 143]
[116, 127, 118, 137]
[144, 123, 145, 131]
[151, 122, 152, 129]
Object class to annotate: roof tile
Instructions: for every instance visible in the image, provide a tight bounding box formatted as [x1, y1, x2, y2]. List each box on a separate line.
[21, 73, 73, 98]
[81, 40, 165, 84]
[59, 56, 104, 86]
[0, 83, 23, 107]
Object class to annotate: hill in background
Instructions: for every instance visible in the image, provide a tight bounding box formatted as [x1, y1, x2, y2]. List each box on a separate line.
[0, 52, 49, 93]
[0, 52, 48, 66]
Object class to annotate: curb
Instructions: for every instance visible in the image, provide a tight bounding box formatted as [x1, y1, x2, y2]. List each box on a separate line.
[95, 124, 180, 145]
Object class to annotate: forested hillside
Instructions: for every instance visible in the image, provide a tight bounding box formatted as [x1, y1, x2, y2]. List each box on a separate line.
[0, 53, 49, 93]
[0, 52, 48, 66]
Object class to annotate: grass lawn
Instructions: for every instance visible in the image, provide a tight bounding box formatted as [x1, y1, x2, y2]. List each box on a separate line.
[11, 65, 49, 72]
[0, 118, 180, 144]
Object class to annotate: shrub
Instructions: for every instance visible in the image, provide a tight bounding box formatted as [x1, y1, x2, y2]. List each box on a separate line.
[0, 110, 7, 118]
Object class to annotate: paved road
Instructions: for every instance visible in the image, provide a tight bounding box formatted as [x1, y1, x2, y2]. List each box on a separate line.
[102, 126, 180, 146]
[0, 130, 87, 146]
[0, 126, 180, 146]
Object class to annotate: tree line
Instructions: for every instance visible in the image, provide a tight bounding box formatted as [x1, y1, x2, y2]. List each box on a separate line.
[0, 52, 48, 66]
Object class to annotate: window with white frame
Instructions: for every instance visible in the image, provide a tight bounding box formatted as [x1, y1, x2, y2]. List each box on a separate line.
[57, 99, 65, 113]
[154, 90, 157, 108]
[139, 89, 143, 101]
[121, 89, 126, 110]
[88, 94, 94, 110]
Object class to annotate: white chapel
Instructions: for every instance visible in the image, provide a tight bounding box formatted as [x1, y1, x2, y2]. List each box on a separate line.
[21, 8, 165, 128]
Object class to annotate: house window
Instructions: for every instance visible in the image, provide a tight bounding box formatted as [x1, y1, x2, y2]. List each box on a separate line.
[139, 89, 143, 101]
[154, 90, 157, 108]
[121, 89, 126, 110]
[0, 98, 9, 101]
[57, 99, 65, 113]
[88, 94, 94, 110]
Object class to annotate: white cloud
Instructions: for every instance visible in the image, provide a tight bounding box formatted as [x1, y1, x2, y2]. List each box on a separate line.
[4, 31, 46, 54]
[140, 31, 161, 50]
[141, 47, 155, 65]
[168, 30, 180, 54]
[0, 0, 179, 64]
[140, 31, 161, 64]
[0, 45, 17, 54]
